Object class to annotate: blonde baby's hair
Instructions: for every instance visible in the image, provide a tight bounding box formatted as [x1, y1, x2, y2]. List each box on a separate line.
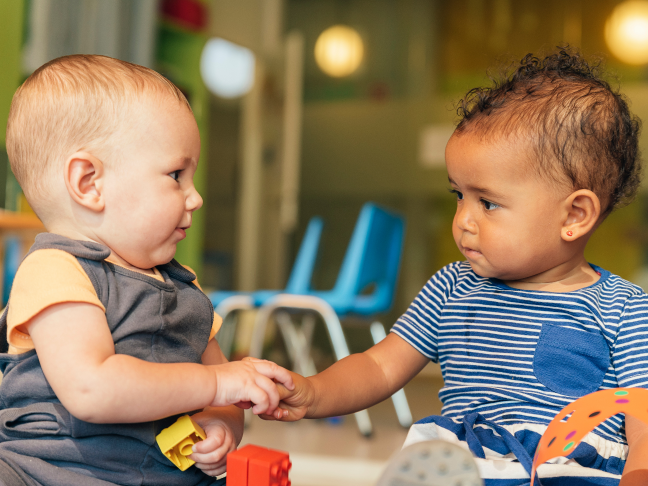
[6, 54, 191, 217]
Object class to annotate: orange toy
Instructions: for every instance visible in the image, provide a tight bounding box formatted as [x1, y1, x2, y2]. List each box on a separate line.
[226, 444, 291, 486]
[530, 388, 648, 486]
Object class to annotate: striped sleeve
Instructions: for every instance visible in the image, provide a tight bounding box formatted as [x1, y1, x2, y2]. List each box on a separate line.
[612, 293, 648, 388]
[390, 262, 461, 362]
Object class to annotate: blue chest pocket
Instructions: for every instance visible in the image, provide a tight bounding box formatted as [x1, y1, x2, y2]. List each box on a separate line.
[533, 323, 610, 397]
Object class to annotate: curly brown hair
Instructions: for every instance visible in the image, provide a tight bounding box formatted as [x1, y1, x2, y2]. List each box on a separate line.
[455, 47, 642, 216]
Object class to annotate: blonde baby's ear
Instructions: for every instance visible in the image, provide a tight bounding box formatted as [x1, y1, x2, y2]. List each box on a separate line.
[561, 189, 601, 242]
[64, 151, 105, 213]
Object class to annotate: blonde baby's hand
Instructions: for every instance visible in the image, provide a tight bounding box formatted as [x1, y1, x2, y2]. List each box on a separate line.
[188, 414, 236, 477]
[210, 359, 294, 416]
[254, 366, 315, 422]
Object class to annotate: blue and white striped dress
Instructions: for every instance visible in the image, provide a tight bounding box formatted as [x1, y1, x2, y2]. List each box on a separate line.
[391, 261, 648, 485]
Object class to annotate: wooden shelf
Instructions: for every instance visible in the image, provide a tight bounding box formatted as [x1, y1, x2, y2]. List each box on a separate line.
[0, 210, 44, 230]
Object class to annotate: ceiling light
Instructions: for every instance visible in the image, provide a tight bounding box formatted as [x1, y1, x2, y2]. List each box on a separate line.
[605, 1, 648, 65]
[314, 25, 364, 77]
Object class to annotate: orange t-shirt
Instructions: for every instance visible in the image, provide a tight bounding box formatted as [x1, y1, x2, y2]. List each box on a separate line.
[6, 249, 222, 354]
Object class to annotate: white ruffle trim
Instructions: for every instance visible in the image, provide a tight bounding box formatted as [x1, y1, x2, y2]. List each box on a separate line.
[404, 421, 624, 480]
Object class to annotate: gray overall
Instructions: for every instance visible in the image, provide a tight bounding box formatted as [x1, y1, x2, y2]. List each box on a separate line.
[0, 234, 223, 486]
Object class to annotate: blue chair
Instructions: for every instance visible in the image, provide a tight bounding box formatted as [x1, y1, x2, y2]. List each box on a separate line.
[210, 216, 324, 358]
[250, 202, 411, 436]
[3, 237, 22, 306]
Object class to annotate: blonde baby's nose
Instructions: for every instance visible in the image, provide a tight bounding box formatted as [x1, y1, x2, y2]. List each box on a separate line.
[187, 187, 203, 212]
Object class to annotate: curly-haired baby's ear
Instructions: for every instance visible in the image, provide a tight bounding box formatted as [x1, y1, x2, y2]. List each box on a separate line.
[561, 189, 601, 242]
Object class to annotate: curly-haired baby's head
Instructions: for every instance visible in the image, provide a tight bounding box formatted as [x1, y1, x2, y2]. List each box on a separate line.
[455, 47, 642, 217]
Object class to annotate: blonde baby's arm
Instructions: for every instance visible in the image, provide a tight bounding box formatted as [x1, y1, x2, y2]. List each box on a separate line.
[27, 302, 292, 423]
[186, 339, 244, 477]
[197, 339, 245, 447]
[267, 333, 429, 421]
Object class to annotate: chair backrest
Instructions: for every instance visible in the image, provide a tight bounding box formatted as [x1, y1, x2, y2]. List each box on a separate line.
[284, 216, 324, 294]
[331, 203, 405, 315]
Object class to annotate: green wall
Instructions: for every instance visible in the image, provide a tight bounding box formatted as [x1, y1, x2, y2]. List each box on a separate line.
[0, 0, 24, 147]
[0, 0, 25, 210]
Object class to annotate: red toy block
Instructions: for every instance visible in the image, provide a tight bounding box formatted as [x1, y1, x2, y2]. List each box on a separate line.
[226, 444, 291, 486]
[226, 445, 267, 486]
[249, 448, 291, 486]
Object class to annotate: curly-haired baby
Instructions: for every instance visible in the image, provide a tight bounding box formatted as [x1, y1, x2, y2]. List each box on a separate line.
[268, 48, 648, 486]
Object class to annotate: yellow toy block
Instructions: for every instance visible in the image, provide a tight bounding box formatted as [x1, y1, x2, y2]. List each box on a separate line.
[156, 415, 206, 471]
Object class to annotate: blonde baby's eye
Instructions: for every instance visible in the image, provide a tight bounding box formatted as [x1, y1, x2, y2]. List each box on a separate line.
[481, 199, 499, 210]
[169, 170, 182, 181]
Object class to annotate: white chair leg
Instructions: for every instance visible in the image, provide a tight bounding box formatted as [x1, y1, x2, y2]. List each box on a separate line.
[214, 295, 253, 427]
[275, 311, 299, 363]
[295, 314, 317, 377]
[214, 295, 254, 360]
[247, 309, 319, 429]
[215, 319, 236, 361]
[370, 322, 413, 428]
[275, 312, 317, 377]
[248, 300, 276, 359]
[253, 295, 373, 437]
[315, 303, 372, 437]
[390, 388, 413, 428]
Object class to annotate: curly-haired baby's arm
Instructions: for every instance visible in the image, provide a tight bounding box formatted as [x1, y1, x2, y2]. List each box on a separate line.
[620, 415, 648, 485]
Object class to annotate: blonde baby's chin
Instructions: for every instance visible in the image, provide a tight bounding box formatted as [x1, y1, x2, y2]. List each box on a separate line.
[140, 252, 177, 269]
[117, 245, 178, 271]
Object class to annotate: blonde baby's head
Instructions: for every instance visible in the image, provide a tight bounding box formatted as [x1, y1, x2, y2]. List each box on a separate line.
[6, 55, 203, 269]
[446, 48, 642, 286]
[7, 55, 190, 216]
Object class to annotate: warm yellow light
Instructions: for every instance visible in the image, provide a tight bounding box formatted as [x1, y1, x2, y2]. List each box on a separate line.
[605, 1, 648, 65]
[314, 25, 364, 77]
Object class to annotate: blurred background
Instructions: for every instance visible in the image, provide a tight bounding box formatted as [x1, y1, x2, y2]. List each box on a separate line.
[2, 1, 648, 484]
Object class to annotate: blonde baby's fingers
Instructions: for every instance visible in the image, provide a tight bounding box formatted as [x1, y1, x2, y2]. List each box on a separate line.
[251, 375, 282, 415]
[191, 435, 220, 455]
[206, 439, 231, 465]
[244, 381, 273, 415]
[250, 360, 295, 391]
[191, 445, 227, 466]
[195, 462, 226, 477]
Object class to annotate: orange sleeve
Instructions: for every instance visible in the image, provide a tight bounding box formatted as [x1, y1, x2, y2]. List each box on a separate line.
[209, 313, 223, 340]
[7, 249, 105, 354]
[181, 264, 222, 340]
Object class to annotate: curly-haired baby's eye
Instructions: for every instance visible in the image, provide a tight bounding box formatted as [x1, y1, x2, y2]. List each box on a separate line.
[449, 189, 463, 200]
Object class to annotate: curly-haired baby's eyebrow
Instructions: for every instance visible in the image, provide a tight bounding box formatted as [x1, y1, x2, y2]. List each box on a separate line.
[447, 176, 507, 201]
